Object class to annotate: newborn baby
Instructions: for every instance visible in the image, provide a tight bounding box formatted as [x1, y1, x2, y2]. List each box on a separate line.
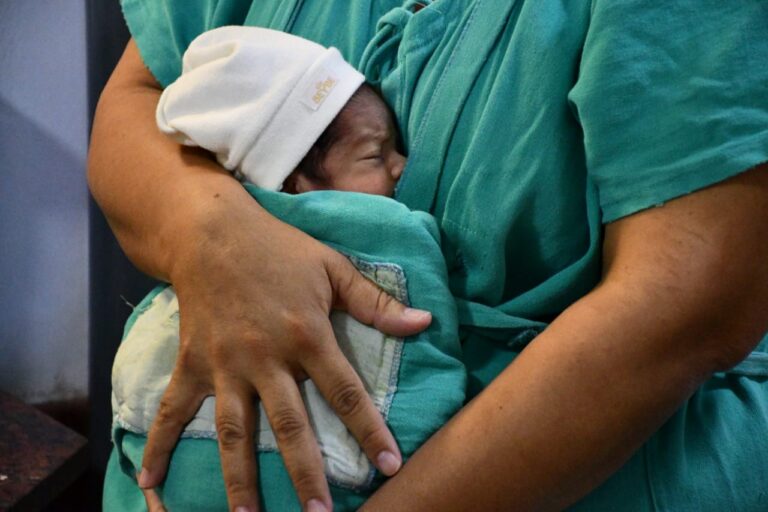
[156, 26, 406, 196]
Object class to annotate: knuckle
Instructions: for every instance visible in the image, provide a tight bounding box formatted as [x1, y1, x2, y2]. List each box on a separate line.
[174, 349, 211, 383]
[282, 312, 314, 340]
[217, 328, 277, 366]
[291, 467, 324, 495]
[374, 287, 395, 312]
[329, 382, 366, 418]
[325, 250, 350, 273]
[223, 475, 252, 499]
[216, 416, 248, 449]
[329, 257, 359, 295]
[174, 345, 197, 371]
[282, 313, 324, 354]
[209, 339, 239, 366]
[154, 398, 183, 429]
[359, 424, 387, 452]
[270, 407, 307, 444]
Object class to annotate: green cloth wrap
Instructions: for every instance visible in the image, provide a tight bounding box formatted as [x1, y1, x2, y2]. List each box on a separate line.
[107, 187, 465, 511]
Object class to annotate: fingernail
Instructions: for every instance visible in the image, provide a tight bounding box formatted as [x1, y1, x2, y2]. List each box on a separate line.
[305, 499, 328, 512]
[403, 308, 431, 323]
[377, 450, 402, 476]
[235, 507, 256, 512]
[137, 467, 152, 488]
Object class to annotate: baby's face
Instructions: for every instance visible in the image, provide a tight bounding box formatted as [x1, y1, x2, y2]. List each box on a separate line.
[288, 89, 406, 196]
[320, 93, 406, 196]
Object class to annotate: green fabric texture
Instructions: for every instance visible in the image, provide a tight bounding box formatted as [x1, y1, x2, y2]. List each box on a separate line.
[360, 0, 768, 389]
[111, 0, 768, 509]
[120, 0, 404, 88]
[108, 187, 465, 511]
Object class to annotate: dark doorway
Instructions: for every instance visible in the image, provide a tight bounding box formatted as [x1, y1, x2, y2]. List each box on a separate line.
[86, 0, 157, 507]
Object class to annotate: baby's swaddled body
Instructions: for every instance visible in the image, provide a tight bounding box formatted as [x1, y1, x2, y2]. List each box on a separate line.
[110, 26, 466, 511]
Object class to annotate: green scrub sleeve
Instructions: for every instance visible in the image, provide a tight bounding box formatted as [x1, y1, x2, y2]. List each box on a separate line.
[568, 0, 768, 223]
[120, 0, 255, 87]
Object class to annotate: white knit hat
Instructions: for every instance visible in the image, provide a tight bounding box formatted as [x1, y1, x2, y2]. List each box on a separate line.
[156, 26, 365, 190]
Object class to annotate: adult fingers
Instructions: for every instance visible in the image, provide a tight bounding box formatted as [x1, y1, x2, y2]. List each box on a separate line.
[140, 368, 207, 488]
[257, 371, 332, 512]
[326, 256, 432, 337]
[214, 378, 260, 512]
[302, 331, 402, 477]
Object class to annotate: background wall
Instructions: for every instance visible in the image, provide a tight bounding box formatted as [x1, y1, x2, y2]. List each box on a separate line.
[0, 1, 90, 403]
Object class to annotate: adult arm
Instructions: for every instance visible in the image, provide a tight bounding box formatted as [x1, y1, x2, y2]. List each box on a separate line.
[361, 164, 768, 511]
[88, 39, 432, 512]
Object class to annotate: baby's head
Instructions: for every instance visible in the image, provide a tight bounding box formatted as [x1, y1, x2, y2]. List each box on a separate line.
[157, 26, 406, 195]
[283, 84, 406, 196]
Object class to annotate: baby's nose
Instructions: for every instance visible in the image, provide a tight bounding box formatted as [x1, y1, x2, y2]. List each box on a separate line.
[391, 152, 407, 181]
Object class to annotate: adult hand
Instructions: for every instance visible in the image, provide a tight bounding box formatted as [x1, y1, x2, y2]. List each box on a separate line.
[134, 189, 432, 512]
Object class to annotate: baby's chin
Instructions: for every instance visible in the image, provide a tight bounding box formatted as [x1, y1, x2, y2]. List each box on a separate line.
[326, 182, 397, 197]
[323, 187, 395, 197]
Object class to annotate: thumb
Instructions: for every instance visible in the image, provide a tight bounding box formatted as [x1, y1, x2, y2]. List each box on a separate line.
[327, 255, 432, 337]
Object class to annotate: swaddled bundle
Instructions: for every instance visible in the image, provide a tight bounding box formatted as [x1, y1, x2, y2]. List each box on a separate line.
[110, 187, 466, 511]
[110, 26, 464, 511]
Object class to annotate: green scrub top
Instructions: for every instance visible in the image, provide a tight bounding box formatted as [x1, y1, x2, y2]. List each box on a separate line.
[115, 0, 768, 509]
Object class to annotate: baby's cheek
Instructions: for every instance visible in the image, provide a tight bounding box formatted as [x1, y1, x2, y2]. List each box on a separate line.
[323, 156, 397, 196]
[360, 172, 397, 196]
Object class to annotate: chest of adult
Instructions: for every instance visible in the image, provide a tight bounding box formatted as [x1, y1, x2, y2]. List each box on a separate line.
[363, 0, 597, 308]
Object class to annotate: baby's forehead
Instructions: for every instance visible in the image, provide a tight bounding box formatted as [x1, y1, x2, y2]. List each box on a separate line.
[335, 89, 396, 141]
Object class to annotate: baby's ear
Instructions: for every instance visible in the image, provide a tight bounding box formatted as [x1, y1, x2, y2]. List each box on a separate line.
[281, 171, 299, 194]
[283, 171, 317, 194]
[294, 173, 323, 194]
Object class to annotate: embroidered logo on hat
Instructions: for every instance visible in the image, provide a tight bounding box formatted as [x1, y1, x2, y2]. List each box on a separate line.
[313, 77, 338, 106]
[301, 67, 339, 111]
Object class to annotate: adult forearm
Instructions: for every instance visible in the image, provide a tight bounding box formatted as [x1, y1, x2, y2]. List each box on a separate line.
[362, 284, 718, 510]
[87, 40, 261, 282]
[362, 166, 768, 511]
